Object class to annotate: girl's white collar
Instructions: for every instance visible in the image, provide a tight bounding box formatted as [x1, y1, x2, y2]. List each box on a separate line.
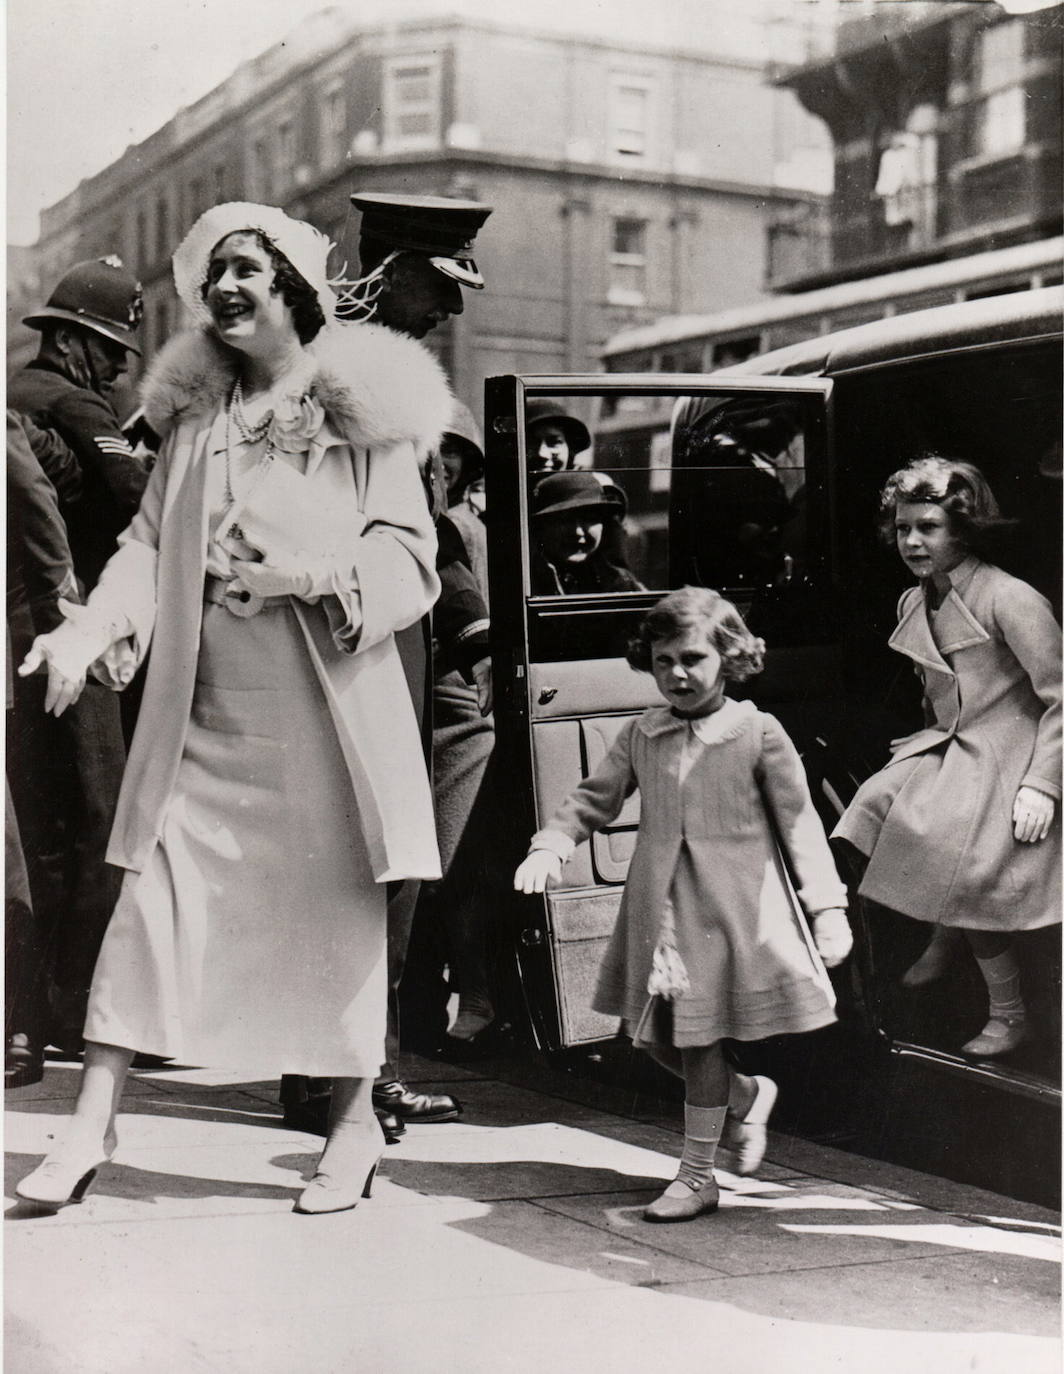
[688, 697, 756, 745]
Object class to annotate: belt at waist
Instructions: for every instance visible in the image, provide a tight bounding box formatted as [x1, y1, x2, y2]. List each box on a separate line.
[203, 574, 290, 617]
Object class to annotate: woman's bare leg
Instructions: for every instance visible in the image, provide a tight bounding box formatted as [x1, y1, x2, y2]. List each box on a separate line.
[72, 1040, 133, 1146]
[295, 1076, 382, 1214]
[15, 1040, 132, 1206]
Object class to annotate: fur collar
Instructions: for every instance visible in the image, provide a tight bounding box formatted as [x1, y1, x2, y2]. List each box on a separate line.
[140, 322, 453, 455]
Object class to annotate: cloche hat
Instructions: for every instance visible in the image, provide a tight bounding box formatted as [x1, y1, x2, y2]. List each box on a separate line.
[531, 470, 622, 521]
[171, 202, 337, 328]
[524, 399, 591, 458]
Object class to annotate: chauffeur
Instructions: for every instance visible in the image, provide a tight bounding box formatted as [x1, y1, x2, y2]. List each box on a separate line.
[282, 192, 494, 1142]
[8, 258, 149, 1052]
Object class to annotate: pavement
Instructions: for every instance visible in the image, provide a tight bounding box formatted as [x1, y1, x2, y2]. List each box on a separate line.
[4, 1050, 1061, 1374]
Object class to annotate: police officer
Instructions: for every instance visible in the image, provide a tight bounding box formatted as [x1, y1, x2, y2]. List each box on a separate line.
[283, 194, 494, 1142]
[6, 413, 81, 1083]
[9, 257, 149, 592]
[7, 257, 148, 1053]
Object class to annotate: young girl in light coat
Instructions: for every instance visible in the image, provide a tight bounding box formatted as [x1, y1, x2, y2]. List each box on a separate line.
[835, 456, 1060, 1057]
[515, 587, 852, 1222]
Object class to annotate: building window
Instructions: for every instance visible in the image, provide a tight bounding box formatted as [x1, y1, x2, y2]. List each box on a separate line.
[321, 81, 347, 167]
[384, 54, 441, 149]
[276, 119, 297, 191]
[975, 86, 1026, 158]
[609, 76, 653, 162]
[972, 20, 1026, 158]
[975, 19, 1025, 92]
[608, 217, 648, 306]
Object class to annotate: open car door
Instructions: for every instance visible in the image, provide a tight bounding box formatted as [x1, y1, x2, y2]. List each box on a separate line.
[484, 374, 835, 1052]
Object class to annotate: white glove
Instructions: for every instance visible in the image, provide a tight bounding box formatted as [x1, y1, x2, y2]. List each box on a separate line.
[812, 908, 852, 968]
[514, 848, 562, 894]
[18, 598, 128, 717]
[228, 551, 346, 602]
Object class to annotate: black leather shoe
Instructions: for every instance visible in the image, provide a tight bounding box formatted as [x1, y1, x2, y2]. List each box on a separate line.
[282, 1095, 405, 1146]
[373, 1079, 461, 1122]
[375, 1108, 406, 1144]
[5, 1034, 43, 1089]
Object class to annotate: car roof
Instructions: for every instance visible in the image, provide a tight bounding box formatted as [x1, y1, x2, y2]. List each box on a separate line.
[715, 286, 1063, 380]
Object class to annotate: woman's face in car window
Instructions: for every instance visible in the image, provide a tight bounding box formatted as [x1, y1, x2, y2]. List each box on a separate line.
[528, 421, 571, 476]
[536, 509, 604, 565]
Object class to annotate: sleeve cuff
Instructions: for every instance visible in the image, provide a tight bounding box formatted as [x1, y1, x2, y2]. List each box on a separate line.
[1020, 773, 1061, 802]
[529, 829, 576, 861]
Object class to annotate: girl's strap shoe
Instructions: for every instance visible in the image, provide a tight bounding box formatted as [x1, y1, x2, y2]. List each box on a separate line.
[643, 1175, 720, 1223]
[721, 1075, 778, 1176]
[960, 1014, 1029, 1058]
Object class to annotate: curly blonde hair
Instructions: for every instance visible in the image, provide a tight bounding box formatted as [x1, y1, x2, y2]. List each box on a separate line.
[627, 586, 765, 682]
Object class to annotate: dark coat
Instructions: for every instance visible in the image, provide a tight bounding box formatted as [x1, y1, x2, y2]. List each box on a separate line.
[6, 411, 79, 663]
[7, 362, 149, 592]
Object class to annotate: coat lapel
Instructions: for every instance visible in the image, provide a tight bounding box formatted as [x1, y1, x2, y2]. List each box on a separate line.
[889, 595, 951, 675]
[889, 558, 991, 672]
[929, 590, 991, 656]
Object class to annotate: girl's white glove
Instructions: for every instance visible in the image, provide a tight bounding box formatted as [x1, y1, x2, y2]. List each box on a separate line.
[229, 551, 344, 602]
[514, 848, 562, 894]
[18, 598, 128, 717]
[812, 908, 852, 968]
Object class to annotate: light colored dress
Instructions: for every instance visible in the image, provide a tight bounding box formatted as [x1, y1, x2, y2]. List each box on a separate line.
[533, 698, 844, 1046]
[84, 408, 417, 1076]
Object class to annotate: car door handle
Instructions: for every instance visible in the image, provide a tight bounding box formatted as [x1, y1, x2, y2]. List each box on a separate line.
[538, 687, 558, 705]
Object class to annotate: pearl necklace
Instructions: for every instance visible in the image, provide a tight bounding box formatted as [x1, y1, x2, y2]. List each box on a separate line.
[229, 377, 272, 444]
[224, 381, 275, 541]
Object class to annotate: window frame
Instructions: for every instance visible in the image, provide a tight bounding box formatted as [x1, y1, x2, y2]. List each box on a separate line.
[383, 52, 443, 151]
[608, 216, 649, 308]
[608, 73, 655, 165]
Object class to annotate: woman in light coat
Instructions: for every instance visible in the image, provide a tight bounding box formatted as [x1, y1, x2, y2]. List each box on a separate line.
[834, 456, 1060, 1057]
[16, 203, 450, 1214]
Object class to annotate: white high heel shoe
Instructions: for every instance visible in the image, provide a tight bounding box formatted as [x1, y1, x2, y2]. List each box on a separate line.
[294, 1125, 383, 1215]
[16, 1126, 118, 1209]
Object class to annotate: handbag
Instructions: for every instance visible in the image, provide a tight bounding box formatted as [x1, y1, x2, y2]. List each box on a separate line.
[220, 456, 366, 565]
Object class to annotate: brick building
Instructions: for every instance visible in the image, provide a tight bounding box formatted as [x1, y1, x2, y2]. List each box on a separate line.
[25, 3, 830, 412]
[767, 0, 1062, 291]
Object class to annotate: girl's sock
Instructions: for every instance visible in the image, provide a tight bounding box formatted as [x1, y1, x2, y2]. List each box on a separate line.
[665, 1103, 727, 1197]
[974, 949, 1025, 1020]
[962, 949, 1029, 1056]
[645, 1103, 727, 1221]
